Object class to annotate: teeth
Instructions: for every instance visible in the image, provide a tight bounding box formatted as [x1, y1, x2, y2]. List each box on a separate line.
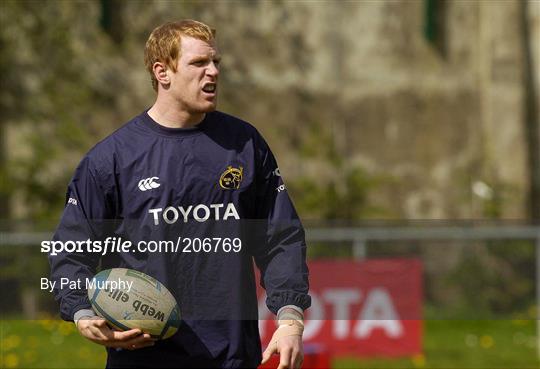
[203, 84, 215, 93]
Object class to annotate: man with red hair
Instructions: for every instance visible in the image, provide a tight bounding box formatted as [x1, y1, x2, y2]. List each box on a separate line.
[49, 20, 310, 368]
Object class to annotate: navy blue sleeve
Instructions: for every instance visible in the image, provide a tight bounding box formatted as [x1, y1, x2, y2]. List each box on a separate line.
[252, 136, 311, 315]
[48, 155, 114, 321]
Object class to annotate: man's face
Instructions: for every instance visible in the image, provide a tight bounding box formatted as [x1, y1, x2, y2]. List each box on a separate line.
[168, 36, 221, 114]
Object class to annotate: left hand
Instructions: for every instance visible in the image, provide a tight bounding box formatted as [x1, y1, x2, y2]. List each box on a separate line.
[261, 333, 303, 369]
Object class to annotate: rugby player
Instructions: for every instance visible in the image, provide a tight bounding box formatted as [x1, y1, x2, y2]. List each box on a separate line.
[48, 20, 310, 368]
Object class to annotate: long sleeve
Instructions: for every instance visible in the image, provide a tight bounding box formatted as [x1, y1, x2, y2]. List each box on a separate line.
[48, 155, 115, 321]
[252, 136, 311, 315]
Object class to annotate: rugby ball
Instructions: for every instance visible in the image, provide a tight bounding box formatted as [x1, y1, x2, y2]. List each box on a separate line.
[88, 268, 180, 339]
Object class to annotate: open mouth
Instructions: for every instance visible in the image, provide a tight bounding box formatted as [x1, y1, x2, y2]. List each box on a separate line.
[202, 83, 216, 94]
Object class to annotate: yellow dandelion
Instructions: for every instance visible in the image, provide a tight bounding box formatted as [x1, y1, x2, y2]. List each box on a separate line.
[39, 319, 55, 331]
[411, 353, 426, 368]
[480, 335, 494, 349]
[4, 353, 19, 368]
[9, 335, 21, 349]
[59, 321, 74, 336]
[3, 335, 22, 351]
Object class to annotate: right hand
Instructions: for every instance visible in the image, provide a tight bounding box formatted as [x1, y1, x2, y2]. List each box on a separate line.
[76, 316, 156, 350]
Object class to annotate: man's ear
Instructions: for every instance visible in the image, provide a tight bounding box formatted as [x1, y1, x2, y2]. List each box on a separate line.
[153, 62, 170, 85]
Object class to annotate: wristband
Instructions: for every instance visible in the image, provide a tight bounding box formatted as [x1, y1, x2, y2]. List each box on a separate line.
[277, 305, 304, 318]
[73, 309, 97, 327]
[277, 310, 302, 322]
[277, 305, 303, 322]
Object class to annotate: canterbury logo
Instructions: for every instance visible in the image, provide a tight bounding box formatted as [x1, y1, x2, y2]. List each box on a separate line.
[138, 177, 160, 191]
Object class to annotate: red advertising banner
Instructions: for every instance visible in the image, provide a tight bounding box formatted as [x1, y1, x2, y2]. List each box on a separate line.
[258, 259, 422, 357]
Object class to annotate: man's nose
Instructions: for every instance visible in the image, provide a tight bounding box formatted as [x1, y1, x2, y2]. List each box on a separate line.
[207, 62, 219, 77]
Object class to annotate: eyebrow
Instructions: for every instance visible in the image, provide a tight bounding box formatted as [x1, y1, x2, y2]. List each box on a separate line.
[190, 54, 222, 62]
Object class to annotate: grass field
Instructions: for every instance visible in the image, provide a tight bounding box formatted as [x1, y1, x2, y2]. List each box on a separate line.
[1, 316, 538, 368]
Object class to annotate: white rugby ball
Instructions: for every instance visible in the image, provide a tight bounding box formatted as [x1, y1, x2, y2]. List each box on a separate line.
[88, 268, 180, 339]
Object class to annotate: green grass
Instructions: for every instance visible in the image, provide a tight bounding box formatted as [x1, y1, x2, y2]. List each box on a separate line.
[1, 316, 538, 368]
[1, 317, 106, 368]
[334, 319, 538, 369]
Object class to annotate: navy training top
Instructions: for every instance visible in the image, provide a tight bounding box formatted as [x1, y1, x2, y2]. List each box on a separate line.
[48, 110, 311, 368]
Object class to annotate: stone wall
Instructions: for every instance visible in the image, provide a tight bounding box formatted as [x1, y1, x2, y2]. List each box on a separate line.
[206, 0, 538, 219]
[4, 0, 538, 221]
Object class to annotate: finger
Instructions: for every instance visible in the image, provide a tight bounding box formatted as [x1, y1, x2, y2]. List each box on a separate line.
[88, 325, 109, 341]
[122, 342, 136, 351]
[289, 351, 296, 369]
[120, 337, 155, 351]
[138, 333, 156, 342]
[112, 328, 142, 341]
[290, 351, 300, 369]
[277, 348, 291, 369]
[260, 352, 270, 365]
[80, 328, 99, 341]
[93, 318, 108, 327]
[81, 317, 107, 330]
[124, 334, 156, 347]
[142, 333, 157, 341]
[86, 322, 112, 339]
[293, 353, 304, 369]
[76, 318, 99, 332]
[260, 345, 274, 365]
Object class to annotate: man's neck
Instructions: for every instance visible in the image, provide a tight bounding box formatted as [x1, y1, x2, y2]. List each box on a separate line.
[147, 97, 205, 129]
